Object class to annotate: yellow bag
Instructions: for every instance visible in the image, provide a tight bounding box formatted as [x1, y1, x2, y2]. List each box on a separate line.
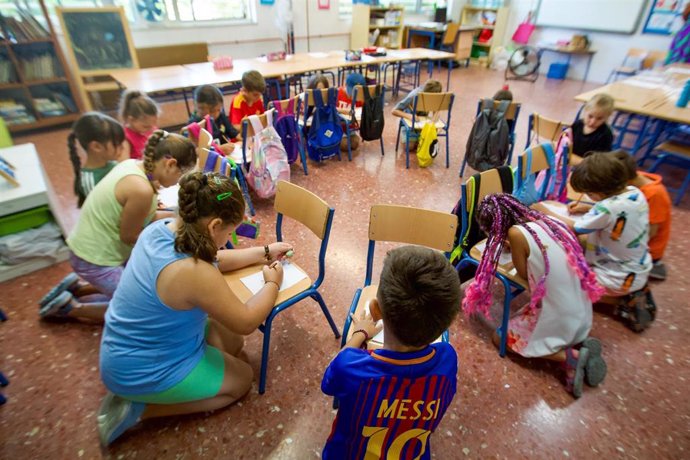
[416, 121, 438, 168]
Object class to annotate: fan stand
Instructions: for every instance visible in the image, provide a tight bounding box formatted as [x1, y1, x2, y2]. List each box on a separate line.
[505, 47, 541, 83]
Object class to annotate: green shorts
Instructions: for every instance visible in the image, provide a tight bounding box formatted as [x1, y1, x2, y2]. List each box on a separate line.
[125, 324, 225, 404]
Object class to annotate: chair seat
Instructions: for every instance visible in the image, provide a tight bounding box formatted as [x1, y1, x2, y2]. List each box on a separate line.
[655, 141, 690, 159]
[614, 66, 638, 75]
[469, 240, 528, 289]
[402, 117, 446, 131]
[223, 262, 313, 305]
[347, 284, 443, 350]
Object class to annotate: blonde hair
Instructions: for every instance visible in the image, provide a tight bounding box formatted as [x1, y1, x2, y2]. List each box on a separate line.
[585, 93, 614, 116]
[423, 79, 443, 93]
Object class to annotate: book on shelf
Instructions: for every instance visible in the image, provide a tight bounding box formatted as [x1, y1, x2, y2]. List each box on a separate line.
[0, 99, 36, 125]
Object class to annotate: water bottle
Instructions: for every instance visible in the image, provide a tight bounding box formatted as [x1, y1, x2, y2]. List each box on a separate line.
[676, 80, 690, 108]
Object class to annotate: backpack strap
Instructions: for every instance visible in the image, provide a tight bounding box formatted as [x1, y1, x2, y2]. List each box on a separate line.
[273, 100, 285, 117]
[460, 174, 480, 250]
[481, 98, 494, 112]
[495, 100, 511, 118]
[265, 108, 274, 126]
[248, 114, 264, 136]
[312, 88, 326, 108]
[497, 165, 514, 193]
[327, 87, 338, 107]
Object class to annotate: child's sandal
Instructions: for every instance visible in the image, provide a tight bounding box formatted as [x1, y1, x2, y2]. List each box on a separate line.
[642, 284, 657, 322]
[39, 292, 74, 319]
[563, 347, 589, 398]
[617, 290, 652, 333]
[581, 338, 607, 387]
[38, 273, 79, 309]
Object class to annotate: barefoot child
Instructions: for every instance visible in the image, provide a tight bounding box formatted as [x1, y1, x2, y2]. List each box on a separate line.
[464, 194, 606, 397]
[39, 132, 197, 321]
[97, 172, 292, 445]
[322, 246, 460, 459]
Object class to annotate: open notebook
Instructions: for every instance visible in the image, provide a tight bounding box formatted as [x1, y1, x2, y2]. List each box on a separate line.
[239, 262, 308, 295]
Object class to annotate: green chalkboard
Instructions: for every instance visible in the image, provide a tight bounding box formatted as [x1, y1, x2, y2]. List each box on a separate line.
[57, 7, 138, 73]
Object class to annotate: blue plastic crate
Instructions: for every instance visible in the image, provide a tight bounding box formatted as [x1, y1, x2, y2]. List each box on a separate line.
[547, 63, 569, 80]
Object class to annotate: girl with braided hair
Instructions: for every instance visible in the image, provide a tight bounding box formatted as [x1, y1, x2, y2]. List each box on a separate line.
[40, 130, 197, 322]
[97, 172, 292, 446]
[463, 193, 606, 398]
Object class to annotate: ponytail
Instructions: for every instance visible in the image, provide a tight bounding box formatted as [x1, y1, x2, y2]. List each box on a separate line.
[68, 133, 86, 207]
[119, 89, 159, 121]
[176, 172, 245, 262]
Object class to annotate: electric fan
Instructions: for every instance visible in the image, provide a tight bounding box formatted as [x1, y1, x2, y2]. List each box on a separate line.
[505, 46, 541, 82]
[136, 0, 166, 22]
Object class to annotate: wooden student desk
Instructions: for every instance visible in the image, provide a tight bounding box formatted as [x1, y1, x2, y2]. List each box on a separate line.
[109, 48, 456, 110]
[405, 24, 476, 66]
[575, 66, 690, 160]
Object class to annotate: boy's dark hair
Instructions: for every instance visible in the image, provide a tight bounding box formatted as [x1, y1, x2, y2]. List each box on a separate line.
[422, 79, 442, 93]
[68, 112, 125, 207]
[242, 70, 266, 93]
[377, 246, 460, 347]
[176, 171, 245, 263]
[307, 73, 329, 90]
[119, 89, 159, 120]
[493, 84, 513, 101]
[610, 149, 638, 182]
[194, 85, 224, 107]
[570, 151, 629, 196]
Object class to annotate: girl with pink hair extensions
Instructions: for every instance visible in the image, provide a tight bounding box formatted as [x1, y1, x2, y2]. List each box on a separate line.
[463, 193, 606, 398]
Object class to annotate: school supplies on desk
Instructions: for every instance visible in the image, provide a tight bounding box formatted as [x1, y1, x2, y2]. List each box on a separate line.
[240, 262, 308, 295]
[212, 56, 233, 70]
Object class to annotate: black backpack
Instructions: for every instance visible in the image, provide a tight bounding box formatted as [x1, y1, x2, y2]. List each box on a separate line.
[360, 85, 384, 141]
[465, 99, 511, 172]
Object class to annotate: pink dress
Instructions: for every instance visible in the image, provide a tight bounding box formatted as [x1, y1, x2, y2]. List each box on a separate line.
[124, 126, 154, 160]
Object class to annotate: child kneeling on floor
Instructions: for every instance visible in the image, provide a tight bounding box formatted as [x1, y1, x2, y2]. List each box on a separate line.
[97, 172, 292, 445]
[321, 246, 460, 459]
[548, 152, 655, 332]
[464, 194, 606, 398]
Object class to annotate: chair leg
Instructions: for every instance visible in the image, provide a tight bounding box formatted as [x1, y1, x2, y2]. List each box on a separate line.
[459, 157, 467, 177]
[379, 136, 385, 156]
[445, 133, 450, 168]
[258, 315, 275, 394]
[346, 129, 353, 162]
[311, 292, 341, 339]
[675, 170, 690, 205]
[498, 277, 513, 358]
[395, 122, 402, 153]
[0, 371, 7, 387]
[647, 154, 665, 173]
[236, 169, 255, 216]
[405, 129, 411, 169]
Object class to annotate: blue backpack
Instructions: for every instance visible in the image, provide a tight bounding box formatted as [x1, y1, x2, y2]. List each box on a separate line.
[307, 88, 343, 162]
[273, 98, 300, 164]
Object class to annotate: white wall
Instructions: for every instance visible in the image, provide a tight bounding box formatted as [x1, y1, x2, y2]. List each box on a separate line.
[504, 0, 674, 83]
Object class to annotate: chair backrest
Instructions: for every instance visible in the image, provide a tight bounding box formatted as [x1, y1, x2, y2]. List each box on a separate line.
[442, 22, 460, 47]
[198, 126, 212, 149]
[642, 50, 667, 69]
[412, 92, 454, 113]
[517, 143, 551, 177]
[241, 108, 274, 139]
[197, 147, 225, 174]
[274, 180, 332, 240]
[351, 84, 383, 104]
[303, 88, 336, 109]
[464, 167, 511, 213]
[526, 113, 569, 149]
[474, 99, 521, 129]
[365, 204, 457, 285]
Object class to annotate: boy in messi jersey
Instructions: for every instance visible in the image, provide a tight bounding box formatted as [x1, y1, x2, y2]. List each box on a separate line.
[321, 246, 461, 460]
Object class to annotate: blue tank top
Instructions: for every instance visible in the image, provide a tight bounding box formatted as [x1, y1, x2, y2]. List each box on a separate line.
[100, 219, 208, 395]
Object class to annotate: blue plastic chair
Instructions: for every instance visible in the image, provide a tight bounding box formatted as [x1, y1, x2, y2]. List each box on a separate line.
[459, 100, 522, 177]
[647, 141, 690, 205]
[340, 204, 458, 350]
[348, 84, 386, 157]
[453, 168, 527, 357]
[223, 181, 340, 393]
[395, 91, 455, 169]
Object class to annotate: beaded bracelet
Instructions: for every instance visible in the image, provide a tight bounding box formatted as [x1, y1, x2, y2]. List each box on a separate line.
[264, 245, 270, 261]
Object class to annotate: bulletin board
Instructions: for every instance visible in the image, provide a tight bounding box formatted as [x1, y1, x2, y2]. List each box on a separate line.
[536, 0, 647, 34]
[643, 0, 690, 35]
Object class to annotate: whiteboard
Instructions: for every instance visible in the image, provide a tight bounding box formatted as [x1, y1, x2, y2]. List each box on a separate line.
[536, 0, 648, 34]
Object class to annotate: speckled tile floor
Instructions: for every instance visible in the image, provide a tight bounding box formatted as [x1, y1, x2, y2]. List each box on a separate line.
[1, 65, 689, 459]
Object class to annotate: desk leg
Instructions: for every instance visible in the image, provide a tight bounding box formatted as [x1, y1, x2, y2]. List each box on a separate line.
[630, 115, 651, 156]
[584, 55, 593, 82]
[427, 36, 436, 75]
[182, 89, 191, 118]
[446, 59, 451, 90]
[638, 119, 667, 166]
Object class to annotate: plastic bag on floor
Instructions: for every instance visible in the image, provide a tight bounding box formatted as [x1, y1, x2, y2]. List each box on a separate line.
[0, 222, 66, 264]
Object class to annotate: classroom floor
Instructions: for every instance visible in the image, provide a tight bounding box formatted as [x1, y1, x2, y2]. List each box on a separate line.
[1, 65, 690, 459]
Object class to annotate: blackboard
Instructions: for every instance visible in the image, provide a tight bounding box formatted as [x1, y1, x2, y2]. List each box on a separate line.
[57, 7, 138, 73]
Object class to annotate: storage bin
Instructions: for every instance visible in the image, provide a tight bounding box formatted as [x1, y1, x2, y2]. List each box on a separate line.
[547, 62, 569, 80]
[0, 205, 53, 237]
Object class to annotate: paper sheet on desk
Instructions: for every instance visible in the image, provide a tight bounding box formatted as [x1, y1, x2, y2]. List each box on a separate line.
[622, 80, 664, 89]
[542, 202, 583, 223]
[158, 184, 179, 210]
[475, 241, 513, 266]
[240, 263, 308, 295]
[309, 52, 329, 58]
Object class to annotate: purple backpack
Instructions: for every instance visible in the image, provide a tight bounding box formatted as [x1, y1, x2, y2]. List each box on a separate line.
[273, 98, 300, 164]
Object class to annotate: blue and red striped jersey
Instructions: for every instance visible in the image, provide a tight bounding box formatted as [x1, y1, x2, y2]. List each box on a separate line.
[321, 342, 458, 460]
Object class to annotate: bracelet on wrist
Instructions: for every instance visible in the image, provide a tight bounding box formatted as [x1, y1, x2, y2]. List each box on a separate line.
[265, 280, 280, 290]
[264, 245, 271, 262]
[353, 329, 370, 342]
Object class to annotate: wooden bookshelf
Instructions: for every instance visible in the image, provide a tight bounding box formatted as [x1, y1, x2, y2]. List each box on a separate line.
[0, 0, 81, 133]
[461, 5, 509, 67]
[351, 5, 404, 50]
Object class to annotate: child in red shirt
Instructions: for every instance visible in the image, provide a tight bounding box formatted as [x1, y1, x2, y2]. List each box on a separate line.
[614, 150, 672, 280]
[119, 90, 159, 160]
[230, 70, 266, 139]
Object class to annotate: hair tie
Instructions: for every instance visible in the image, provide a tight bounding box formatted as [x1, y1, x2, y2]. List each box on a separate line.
[216, 192, 233, 201]
[162, 130, 169, 138]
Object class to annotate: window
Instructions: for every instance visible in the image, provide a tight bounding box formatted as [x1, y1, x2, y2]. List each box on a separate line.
[339, 0, 440, 18]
